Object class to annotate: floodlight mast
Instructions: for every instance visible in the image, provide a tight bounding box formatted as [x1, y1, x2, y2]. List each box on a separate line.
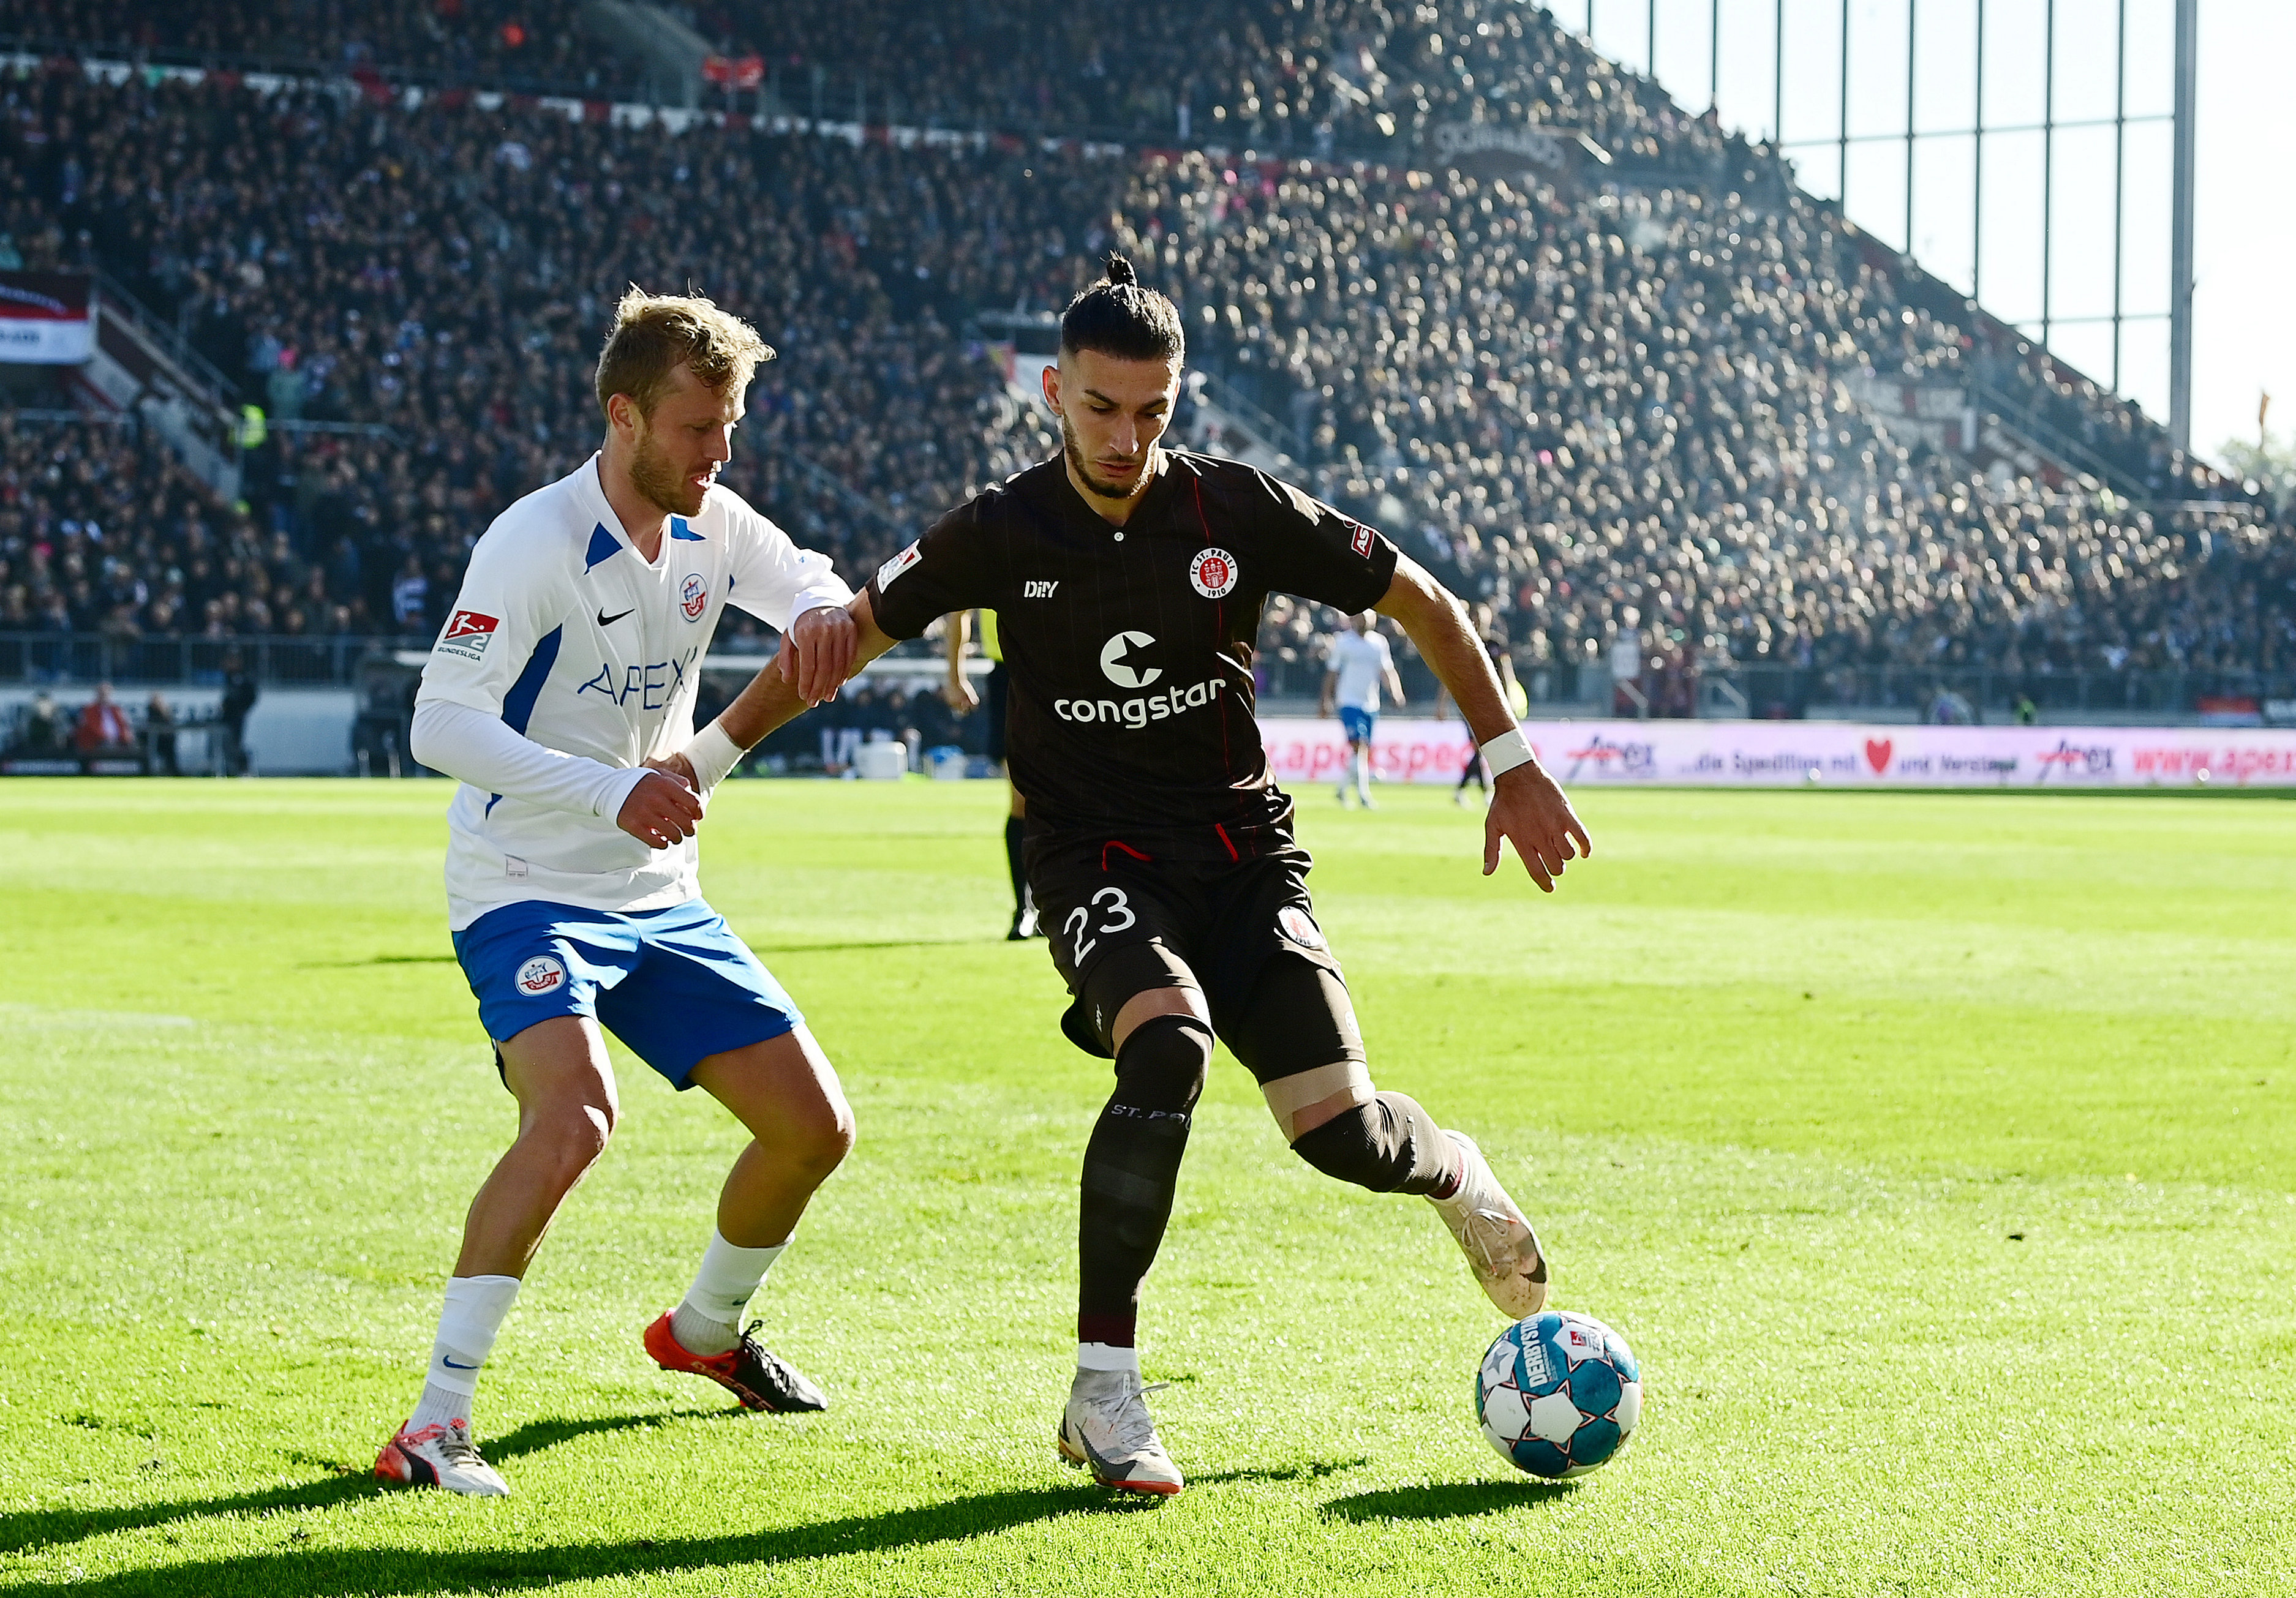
[2167, 0, 2198, 454]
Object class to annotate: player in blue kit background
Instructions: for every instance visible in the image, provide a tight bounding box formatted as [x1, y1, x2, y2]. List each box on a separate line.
[380, 290, 860, 1496]
[1320, 610, 1406, 809]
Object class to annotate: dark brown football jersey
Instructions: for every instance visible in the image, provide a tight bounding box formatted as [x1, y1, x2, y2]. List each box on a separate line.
[865, 449, 1398, 858]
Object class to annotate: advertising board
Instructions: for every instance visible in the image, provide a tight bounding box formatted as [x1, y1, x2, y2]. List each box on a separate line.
[0, 271, 92, 364]
[1257, 718, 2296, 789]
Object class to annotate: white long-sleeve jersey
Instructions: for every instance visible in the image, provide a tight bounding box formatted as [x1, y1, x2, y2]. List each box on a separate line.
[412, 454, 851, 929]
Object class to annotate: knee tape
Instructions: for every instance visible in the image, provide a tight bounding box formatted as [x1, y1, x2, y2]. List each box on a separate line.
[1261, 1059, 1375, 1141]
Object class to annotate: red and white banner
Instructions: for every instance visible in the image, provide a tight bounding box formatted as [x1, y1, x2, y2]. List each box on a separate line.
[1257, 717, 2296, 789]
[0, 271, 93, 364]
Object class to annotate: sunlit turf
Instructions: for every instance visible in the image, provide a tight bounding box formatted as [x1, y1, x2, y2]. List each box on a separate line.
[2, 778, 2292, 1596]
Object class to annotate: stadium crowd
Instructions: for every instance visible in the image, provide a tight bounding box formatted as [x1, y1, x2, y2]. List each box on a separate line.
[2, 0, 1739, 165]
[1120, 151, 2290, 685]
[0, 0, 631, 94]
[2, 0, 2289, 712]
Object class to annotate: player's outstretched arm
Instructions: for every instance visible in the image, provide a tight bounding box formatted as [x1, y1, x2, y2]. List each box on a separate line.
[1375, 555, 1592, 891]
[410, 697, 698, 849]
[661, 591, 900, 791]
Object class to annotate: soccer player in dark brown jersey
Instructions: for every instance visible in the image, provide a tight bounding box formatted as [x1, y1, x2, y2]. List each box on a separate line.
[661, 255, 1592, 1497]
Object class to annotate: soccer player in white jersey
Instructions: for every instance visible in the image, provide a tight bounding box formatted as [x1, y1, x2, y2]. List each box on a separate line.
[375, 291, 862, 1496]
[1319, 611, 1404, 808]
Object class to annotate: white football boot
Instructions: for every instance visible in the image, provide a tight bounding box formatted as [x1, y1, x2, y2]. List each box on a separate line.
[1057, 1368, 1184, 1497]
[1428, 1131, 1549, 1317]
[374, 1418, 510, 1496]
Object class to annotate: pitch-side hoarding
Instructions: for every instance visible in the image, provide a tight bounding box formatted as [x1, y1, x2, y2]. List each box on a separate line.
[1258, 718, 2296, 789]
[0, 271, 93, 364]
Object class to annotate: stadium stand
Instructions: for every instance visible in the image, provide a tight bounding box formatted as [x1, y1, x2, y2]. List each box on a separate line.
[0, 0, 638, 96]
[1, 0, 2289, 733]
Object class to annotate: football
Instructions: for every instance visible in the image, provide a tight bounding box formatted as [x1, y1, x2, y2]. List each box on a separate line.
[1475, 1310, 1643, 1479]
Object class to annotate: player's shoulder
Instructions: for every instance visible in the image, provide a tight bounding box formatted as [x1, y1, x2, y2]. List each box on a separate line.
[967, 455, 1063, 519]
[694, 480, 786, 547]
[476, 458, 610, 566]
[1168, 449, 1333, 527]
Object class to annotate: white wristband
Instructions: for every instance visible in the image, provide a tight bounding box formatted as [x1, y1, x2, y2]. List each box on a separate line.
[684, 721, 746, 793]
[1480, 727, 1536, 779]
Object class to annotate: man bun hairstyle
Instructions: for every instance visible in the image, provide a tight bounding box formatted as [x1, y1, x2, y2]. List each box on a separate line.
[595, 287, 773, 421]
[1060, 250, 1186, 364]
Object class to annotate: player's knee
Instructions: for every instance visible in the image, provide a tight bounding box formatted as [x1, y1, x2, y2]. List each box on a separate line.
[787, 1093, 856, 1179]
[1288, 1092, 1410, 1193]
[1111, 1013, 1215, 1116]
[530, 1100, 615, 1185]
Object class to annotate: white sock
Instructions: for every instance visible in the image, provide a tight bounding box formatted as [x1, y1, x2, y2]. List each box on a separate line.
[1077, 1341, 1141, 1376]
[411, 1274, 521, 1428]
[669, 1229, 786, 1356]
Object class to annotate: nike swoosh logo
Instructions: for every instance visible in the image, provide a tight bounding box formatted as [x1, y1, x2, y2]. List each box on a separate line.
[440, 1356, 481, 1370]
[597, 607, 635, 627]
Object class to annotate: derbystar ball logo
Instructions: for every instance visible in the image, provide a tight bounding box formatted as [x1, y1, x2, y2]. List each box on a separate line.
[1099, 631, 1162, 689]
[679, 573, 708, 621]
[1189, 547, 1239, 599]
[435, 609, 500, 661]
[514, 955, 565, 994]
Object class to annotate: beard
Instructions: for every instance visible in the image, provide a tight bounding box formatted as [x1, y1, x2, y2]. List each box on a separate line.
[1059, 409, 1149, 501]
[630, 426, 710, 517]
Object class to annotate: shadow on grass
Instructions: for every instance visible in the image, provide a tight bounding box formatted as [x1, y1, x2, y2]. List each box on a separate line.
[297, 955, 458, 967]
[1196, 1457, 1366, 1487]
[750, 937, 995, 955]
[50, 1484, 1120, 1595]
[3, 1411, 722, 1555]
[1323, 1478, 1575, 1521]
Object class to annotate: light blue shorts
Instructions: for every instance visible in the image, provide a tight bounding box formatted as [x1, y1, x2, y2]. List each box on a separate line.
[451, 897, 800, 1089]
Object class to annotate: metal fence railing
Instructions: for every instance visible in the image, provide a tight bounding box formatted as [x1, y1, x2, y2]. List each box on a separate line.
[0, 632, 410, 688]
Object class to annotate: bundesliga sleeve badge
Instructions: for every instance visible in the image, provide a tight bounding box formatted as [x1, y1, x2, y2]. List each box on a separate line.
[435, 610, 500, 661]
[876, 542, 922, 590]
[1189, 547, 1239, 598]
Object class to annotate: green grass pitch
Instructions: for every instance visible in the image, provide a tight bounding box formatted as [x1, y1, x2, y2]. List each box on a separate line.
[2, 778, 2292, 1596]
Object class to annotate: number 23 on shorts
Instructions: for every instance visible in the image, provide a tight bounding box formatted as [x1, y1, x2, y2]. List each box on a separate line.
[1063, 886, 1136, 965]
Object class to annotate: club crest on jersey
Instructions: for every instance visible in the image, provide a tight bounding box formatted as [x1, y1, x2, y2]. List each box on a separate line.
[1278, 906, 1326, 950]
[1189, 547, 1239, 599]
[878, 542, 922, 590]
[435, 609, 499, 661]
[679, 573, 708, 621]
[514, 956, 565, 994]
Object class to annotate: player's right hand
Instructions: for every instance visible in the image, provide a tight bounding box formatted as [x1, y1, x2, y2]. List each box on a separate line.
[947, 674, 980, 714]
[644, 752, 699, 790]
[617, 768, 704, 849]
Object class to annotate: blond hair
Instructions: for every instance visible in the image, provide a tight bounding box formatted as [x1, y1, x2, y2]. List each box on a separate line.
[594, 288, 773, 421]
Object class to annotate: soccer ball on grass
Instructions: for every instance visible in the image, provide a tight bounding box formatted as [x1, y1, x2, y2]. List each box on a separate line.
[1475, 1310, 1641, 1478]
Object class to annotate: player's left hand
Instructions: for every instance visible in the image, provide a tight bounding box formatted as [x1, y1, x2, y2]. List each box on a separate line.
[1485, 761, 1592, 891]
[779, 602, 858, 706]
